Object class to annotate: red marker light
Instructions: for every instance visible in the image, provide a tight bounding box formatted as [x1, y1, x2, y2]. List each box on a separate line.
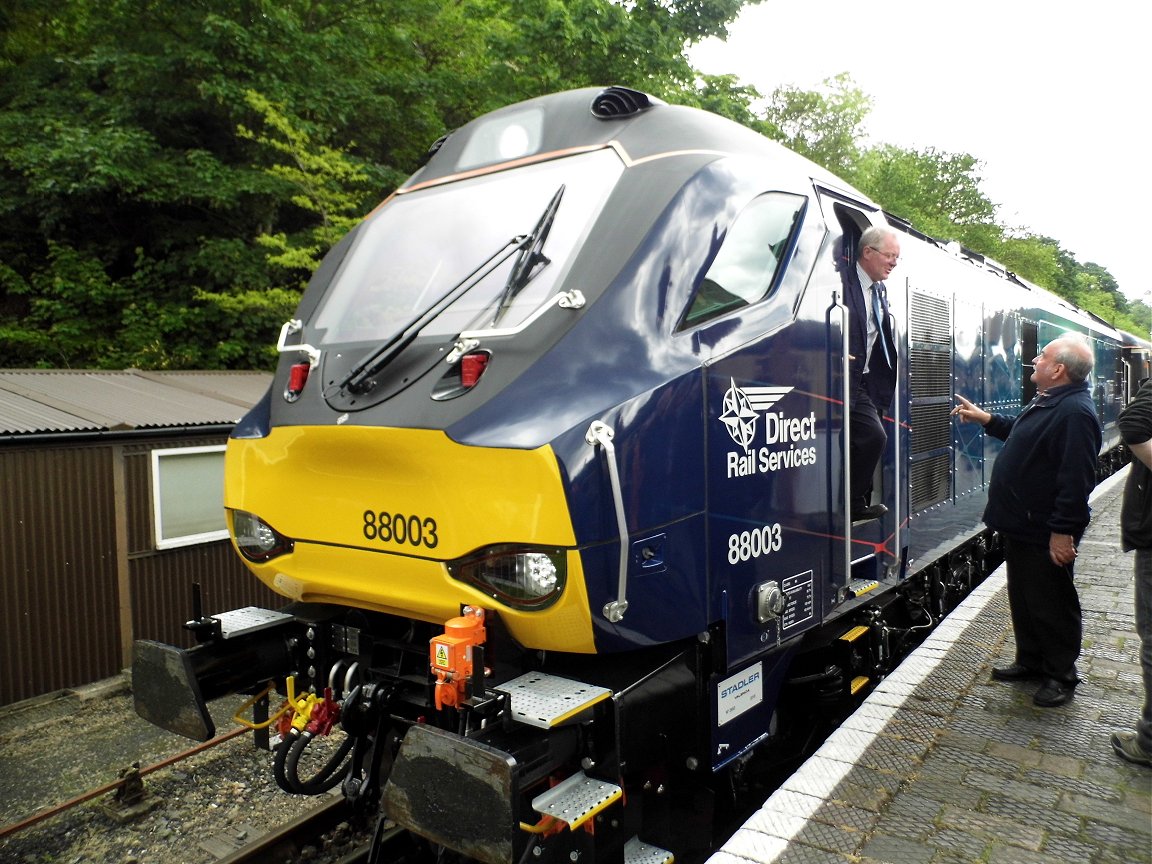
[285, 361, 310, 402]
[460, 352, 490, 389]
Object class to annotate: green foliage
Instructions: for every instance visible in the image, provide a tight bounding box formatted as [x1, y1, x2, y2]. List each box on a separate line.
[681, 73, 769, 130]
[759, 73, 870, 176]
[238, 90, 379, 282]
[0, 0, 756, 370]
[852, 144, 997, 238]
[0, 1, 1134, 369]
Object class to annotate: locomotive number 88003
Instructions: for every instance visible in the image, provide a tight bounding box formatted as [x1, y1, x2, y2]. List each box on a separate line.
[133, 86, 1135, 864]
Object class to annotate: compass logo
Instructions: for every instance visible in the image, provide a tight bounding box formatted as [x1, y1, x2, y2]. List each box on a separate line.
[719, 380, 794, 453]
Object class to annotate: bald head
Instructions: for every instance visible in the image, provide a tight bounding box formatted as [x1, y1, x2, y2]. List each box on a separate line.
[1049, 336, 1094, 383]
[1035, 335, 1094, 389]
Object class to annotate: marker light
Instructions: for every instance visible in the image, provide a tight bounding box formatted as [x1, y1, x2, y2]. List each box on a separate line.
[431, 350, 492, 400]
[460, 352, 490, 388]
[231, 510, 295, 562]
[284, 361, 310, 402]
[447, 545, 565, 609]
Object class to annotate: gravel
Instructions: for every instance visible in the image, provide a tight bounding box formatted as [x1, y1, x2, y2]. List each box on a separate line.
[0, 675, 361, 864]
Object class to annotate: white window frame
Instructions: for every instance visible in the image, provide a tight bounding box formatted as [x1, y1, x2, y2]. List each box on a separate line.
[150, 444, 229, 550]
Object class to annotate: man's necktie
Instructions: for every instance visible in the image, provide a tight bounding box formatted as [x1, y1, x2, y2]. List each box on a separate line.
[871, 283, 891, 365]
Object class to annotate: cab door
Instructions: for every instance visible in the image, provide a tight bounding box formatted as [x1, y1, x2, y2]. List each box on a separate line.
[684, 188, 833, 673]
[812, 191, 909, 599]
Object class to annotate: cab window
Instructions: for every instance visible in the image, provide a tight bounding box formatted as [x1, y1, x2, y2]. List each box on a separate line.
[680, 192, 806, 330]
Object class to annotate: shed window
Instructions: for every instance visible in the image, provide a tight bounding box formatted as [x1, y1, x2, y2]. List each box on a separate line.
[680, 192, 806, 330]
[151, 445, 228, 549]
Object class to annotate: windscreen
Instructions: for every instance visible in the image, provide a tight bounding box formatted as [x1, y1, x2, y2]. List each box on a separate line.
[311, 148, 624, 347]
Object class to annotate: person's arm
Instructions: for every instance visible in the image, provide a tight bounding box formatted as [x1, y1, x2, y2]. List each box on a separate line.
[1119, 381, 1152, 468]
[1130, 438, 1152, 472]
[952, 394, 1012, 441]
[1048, 409, 1100, 566]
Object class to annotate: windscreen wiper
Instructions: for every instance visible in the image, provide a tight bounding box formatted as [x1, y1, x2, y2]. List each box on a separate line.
[338, 237, 524, 395]
[491, 185, 565, 325]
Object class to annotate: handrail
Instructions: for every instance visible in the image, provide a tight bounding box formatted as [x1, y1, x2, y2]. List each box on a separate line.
[586, 420, 630, 623]
[832, 289, 852, 590]
[890, 280, 904, 575]
[446, 290, 586, 363]
[276, 319, 322, 367]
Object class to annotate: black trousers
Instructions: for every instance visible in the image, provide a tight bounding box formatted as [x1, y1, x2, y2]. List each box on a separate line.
[849, 383, 885, 508]
[1003, 536, 1082, 683]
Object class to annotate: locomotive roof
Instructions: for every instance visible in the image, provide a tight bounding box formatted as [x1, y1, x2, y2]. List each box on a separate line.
[402, 86, 865, 203]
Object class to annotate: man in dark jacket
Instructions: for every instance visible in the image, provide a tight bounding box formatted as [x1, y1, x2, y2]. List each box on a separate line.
[1111, 378, 1152, 766]
[953, 335, 1102, 707]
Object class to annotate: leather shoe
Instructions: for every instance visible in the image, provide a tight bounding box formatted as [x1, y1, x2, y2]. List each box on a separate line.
[991, 663, 1041, 682]
[851, 503, 888, 521]
[1032, 678, 1077, 707]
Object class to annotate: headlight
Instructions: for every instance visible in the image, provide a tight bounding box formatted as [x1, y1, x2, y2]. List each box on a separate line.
[230, 510, 294, 562]
[447, 545, 565, 609]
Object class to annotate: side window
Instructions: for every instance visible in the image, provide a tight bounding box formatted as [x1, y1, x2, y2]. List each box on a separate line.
[680, 192, 806, 330]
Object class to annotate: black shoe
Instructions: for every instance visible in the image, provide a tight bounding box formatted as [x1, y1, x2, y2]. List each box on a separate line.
[1033, 678, 1077, 707]
[851, 503, 888, 521]
[991, 663, 1041, 682]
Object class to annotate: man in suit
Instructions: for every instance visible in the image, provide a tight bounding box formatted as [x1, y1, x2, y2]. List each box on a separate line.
[846, 225, 899, 521]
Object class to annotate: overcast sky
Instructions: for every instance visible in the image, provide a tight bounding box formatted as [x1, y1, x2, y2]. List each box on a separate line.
[690, 1, 1148, 306]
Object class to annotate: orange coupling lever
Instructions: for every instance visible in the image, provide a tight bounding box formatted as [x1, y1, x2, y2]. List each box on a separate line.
[430, 606, 487, 710]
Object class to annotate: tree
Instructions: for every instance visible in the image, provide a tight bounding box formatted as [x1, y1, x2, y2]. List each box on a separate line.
[759, 73, 870, 175]
[0, 0, 758, 369]
[852, 144, 998, 241]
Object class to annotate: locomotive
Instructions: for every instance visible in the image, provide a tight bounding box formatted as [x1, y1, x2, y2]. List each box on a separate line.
[134, 86, 1133, 864]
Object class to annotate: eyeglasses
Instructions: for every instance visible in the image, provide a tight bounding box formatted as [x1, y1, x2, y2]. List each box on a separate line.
[868, 246, 899, 263]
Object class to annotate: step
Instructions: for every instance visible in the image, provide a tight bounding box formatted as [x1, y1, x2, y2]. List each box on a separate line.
[531, 770, 622, 829]
[624, 836, 674, 864]
[845, 579, 880, 599]
[213, 607, 294, 639]
[498, 672, 611, 729]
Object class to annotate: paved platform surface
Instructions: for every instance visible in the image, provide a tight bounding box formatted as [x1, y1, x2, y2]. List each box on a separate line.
[711, 469, 1152, 864]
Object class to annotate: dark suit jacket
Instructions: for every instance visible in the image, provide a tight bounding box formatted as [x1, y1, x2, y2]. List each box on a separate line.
[844, 266, 897, 410]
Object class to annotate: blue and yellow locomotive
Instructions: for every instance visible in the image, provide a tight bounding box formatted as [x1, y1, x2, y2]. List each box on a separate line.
[134, 87, 1132, 864]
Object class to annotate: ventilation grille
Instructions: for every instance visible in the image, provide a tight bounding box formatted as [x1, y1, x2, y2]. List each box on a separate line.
[908, 290, 954, 513]
[910, 293, 951, 344]
[911, 347, 951, 398]
[910, 453, 951, 513]
[910, 403, 953, 455]
[591, 87, 659, 119]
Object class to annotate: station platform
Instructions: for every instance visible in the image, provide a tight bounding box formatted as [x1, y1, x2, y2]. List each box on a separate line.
[710, 469, 1151, 864]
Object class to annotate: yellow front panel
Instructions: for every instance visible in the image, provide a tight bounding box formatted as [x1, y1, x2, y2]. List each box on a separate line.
[225, 426, 595, 652]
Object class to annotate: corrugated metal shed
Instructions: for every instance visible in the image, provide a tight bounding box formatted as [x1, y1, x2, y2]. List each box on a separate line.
[0, 368, 279, 706]
[0, 369, 272, 435]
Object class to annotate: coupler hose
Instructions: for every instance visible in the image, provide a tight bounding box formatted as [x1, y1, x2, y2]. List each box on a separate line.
[273, 728, 354, 795]
[272, 681, 354, 795]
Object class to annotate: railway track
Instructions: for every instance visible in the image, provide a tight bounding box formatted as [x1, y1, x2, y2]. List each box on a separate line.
[0, 724, 250, 841]
[213, 797, 423, 864]
[214, 797, 359, 864]
[0, 690, 351, 864]
[0, 693, 405, 864]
